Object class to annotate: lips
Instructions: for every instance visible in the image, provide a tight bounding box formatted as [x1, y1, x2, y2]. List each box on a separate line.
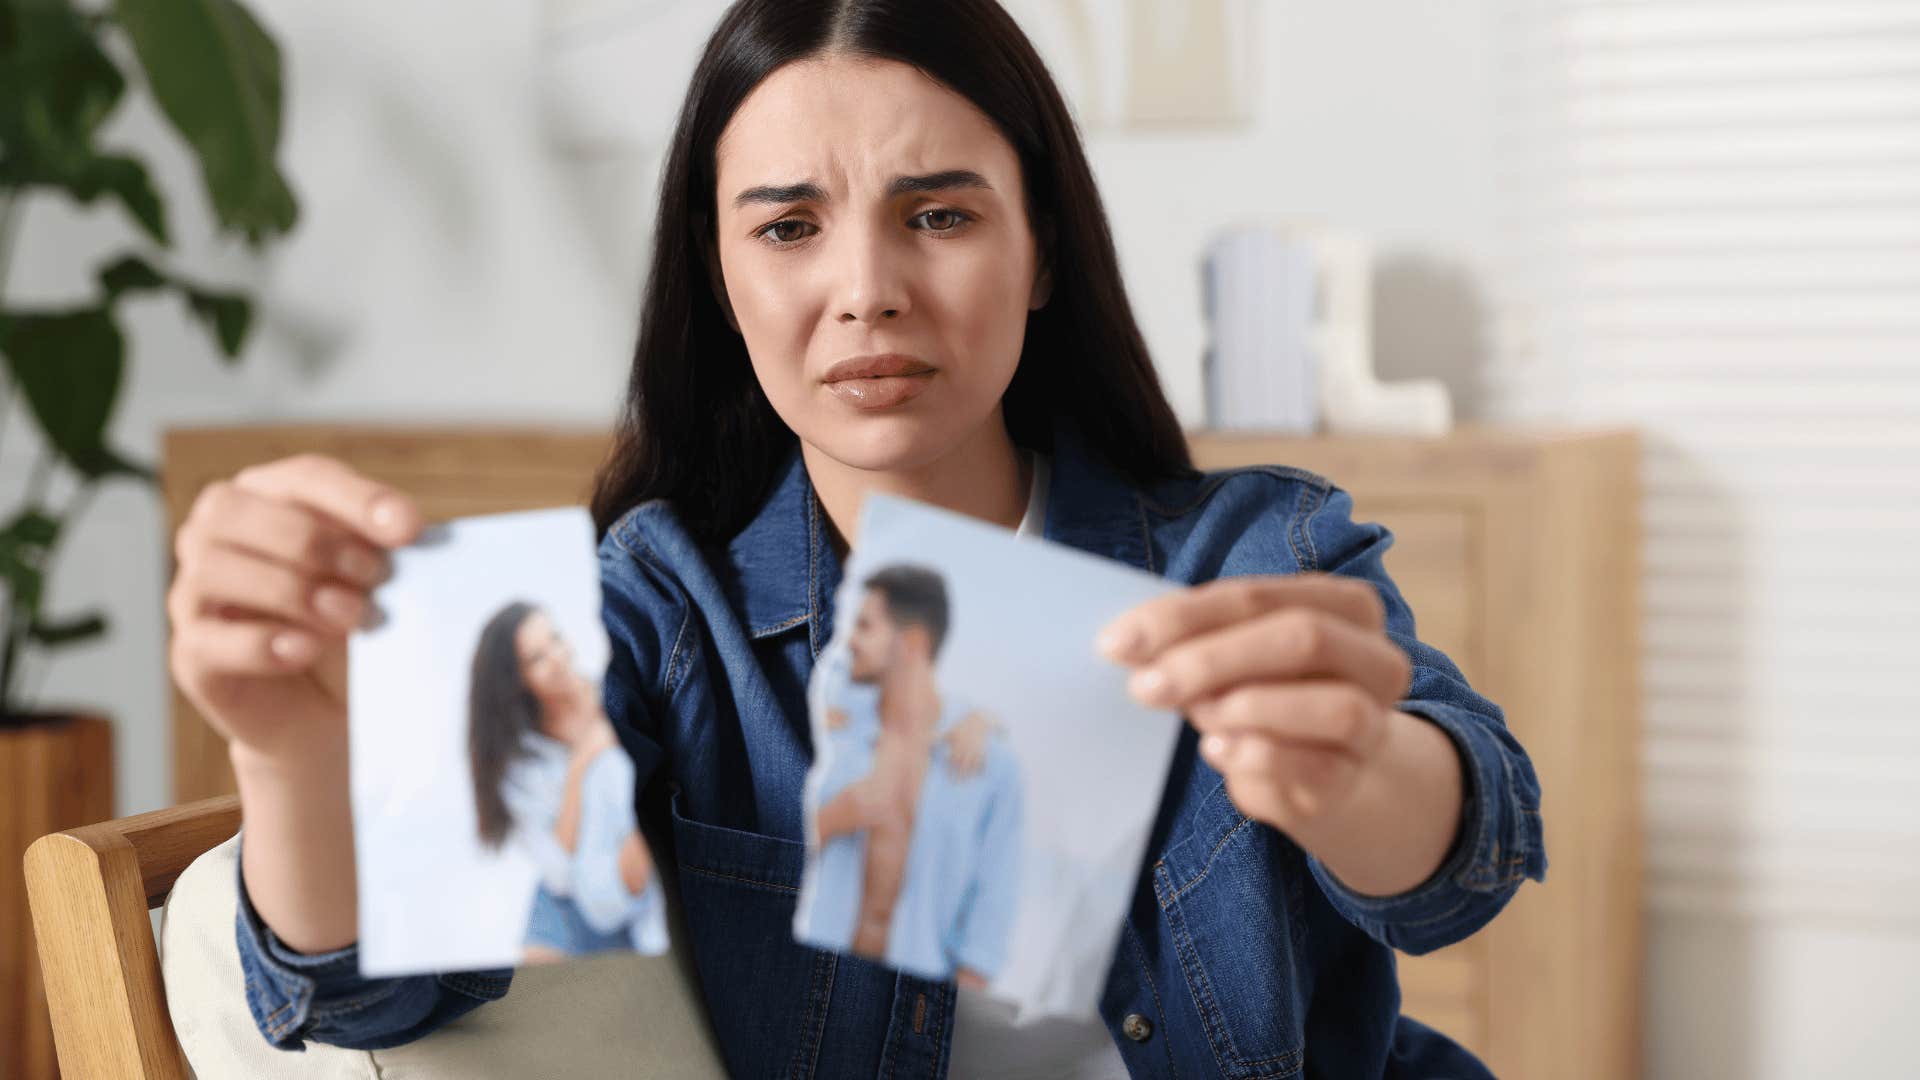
[823, 354, 935, 383]
[822, 354, 936, 410]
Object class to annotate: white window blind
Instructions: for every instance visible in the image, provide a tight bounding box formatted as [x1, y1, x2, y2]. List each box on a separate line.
[1485, 0, 1920, 924]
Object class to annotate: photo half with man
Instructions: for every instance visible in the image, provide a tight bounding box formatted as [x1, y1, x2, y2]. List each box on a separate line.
[795, 494, 1185, 1021]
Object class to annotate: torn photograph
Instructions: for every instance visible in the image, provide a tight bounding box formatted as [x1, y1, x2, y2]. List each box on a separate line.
[348, 507, 668, 976]
[794, 493, 1184, 1021]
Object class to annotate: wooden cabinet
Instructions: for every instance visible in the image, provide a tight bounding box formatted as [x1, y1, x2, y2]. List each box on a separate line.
[165, 425, 1640, 1078]
[1188, 429, 1642, 1080]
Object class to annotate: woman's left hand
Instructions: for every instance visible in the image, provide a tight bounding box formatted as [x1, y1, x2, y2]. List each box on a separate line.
[1097, 574, 1413, 833]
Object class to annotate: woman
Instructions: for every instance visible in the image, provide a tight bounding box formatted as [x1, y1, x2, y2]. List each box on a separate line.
[466, 601, 668, 962]
[168, 1, 1546, 1075]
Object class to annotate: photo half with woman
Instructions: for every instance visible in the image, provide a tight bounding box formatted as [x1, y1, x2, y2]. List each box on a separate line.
[346, 508, 669, 976]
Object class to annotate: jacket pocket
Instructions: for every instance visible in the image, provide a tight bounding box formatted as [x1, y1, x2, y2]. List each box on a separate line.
[667, 788, 838, 1078]
[1152, 780, 1309, 1080]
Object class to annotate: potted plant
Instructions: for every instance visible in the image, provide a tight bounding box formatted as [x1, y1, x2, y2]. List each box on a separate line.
[1, 1, 297, 1075]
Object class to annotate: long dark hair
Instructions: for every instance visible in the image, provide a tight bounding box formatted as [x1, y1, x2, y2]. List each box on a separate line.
[590, 0, 1191, 544]
[469, 600, 542, 849]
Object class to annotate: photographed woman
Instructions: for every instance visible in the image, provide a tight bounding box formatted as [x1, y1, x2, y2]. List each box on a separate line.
[167, 0, 1546, 1074]
[466, 601, 668, 962]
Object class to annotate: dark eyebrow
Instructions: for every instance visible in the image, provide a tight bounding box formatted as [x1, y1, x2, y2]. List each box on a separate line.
[732, 181, 827, 209]
[887, 169, 992, 197]
[731, 170, 993, 209]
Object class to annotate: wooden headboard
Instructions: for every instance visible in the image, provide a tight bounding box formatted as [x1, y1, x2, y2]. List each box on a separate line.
[161, 426, 613, 803]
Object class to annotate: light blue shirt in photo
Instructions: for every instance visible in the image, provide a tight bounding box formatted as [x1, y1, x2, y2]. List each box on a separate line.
[797, 683, 1025, 981]
[502, 730, 668, 954]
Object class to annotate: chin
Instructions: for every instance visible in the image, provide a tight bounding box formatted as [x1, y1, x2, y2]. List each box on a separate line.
[796, 409, 988, 476]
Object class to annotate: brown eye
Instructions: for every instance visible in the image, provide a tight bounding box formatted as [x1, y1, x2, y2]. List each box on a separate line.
[763, 219, 815, 244]
[916, 209, 966, 232]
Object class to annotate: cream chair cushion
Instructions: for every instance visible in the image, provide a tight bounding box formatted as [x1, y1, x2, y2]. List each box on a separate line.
[159, 835, 726, 1078]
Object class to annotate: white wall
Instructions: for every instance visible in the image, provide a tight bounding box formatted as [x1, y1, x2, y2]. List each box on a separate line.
[10, 1, 1908, 1075]
[1481, 3, 1920, 1077]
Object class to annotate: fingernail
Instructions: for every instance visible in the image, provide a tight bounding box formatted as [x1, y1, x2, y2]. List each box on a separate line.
[270, 633, 314, 663]
[370, 495, 405, 534]
[1129, 667, 1171, 704]
[1097, 623, 1141, 660]
[359, 602, 387, 631]
[336, 546, 386, 585]
[312, 585, 361, 629]
[1200, 733, 1229, 761]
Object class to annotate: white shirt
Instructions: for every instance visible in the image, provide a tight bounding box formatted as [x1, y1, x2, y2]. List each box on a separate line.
[946, 449, 1131, 1078]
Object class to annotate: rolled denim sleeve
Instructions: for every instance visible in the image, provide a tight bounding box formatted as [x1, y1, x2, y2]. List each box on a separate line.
[232, 834, 512, 1051]
[1300, 485, 1548, 956]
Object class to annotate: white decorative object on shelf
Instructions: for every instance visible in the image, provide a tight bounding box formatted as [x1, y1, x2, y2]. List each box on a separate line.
[1201, 228, 1318, 433]
[1200, 226, 1454, 437]
[1309, 233, 1454, 437]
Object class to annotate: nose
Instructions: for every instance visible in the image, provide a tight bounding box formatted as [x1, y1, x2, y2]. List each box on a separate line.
[833, 225, 910, 325]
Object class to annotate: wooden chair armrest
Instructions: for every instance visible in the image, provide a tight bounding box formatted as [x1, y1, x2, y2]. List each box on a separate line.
[23, 796, 241, 1080]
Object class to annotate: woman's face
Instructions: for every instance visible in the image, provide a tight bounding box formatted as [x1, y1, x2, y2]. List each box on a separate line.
[711, 54, 1048, 472]
[514, 611, 577, 709]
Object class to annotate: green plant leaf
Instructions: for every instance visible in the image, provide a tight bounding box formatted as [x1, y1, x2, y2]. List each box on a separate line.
[184, 287, 248, 358]
[114, 0, 299, 244]
[0, 508, 59, 620]
[0, 2, 126, 158]
[72, 443, 155, 482]
[95, 254, 253, 357]
[87, 153, 169, 242]
[0, 305, 127, 479]
[0, 2, 171, 242]
[28, 611, 107, 647]
[1, 509, 60, 551]
[97, 252, 169, 298]
[0, 553, 43, 617]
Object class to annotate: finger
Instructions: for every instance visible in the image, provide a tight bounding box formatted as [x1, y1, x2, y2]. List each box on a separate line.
[1200, 731, 1358, 824]
[181, 544, 369, 635]
[172, 614, 322, 678]
[1129, 607, 1411, 710]
[1097, 574, 1385, 664]
[1186, 681, 1390, 757]
[178, 480, 392, 588]
[229, 454, 424, 550]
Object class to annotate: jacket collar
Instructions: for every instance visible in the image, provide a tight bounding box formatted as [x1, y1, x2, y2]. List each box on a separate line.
[723, 417, 1155, 648]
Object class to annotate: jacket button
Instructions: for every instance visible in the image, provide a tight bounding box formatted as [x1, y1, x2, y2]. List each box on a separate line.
[1122, 1013, 1154, 1042]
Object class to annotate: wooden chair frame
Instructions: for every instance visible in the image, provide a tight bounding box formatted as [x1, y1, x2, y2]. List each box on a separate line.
[24, 796, 241, 1080]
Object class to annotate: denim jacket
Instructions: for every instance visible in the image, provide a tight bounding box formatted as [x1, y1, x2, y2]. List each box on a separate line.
[234, 418, 1548, 1078]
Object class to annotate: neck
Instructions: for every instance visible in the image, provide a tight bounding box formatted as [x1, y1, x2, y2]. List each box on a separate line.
[539, 684, 589, 741]
[806, 414, 1029, 559]
[875, 662, 941, 746]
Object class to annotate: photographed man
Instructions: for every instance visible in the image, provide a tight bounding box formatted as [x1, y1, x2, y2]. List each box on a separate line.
[797, 564, 1025, 986]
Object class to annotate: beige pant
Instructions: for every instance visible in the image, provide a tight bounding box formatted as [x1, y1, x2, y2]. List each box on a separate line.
[160, 836, 725, 1079]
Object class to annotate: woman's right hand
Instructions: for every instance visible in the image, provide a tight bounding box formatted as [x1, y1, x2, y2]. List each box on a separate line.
[167, 454, 424, 769]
